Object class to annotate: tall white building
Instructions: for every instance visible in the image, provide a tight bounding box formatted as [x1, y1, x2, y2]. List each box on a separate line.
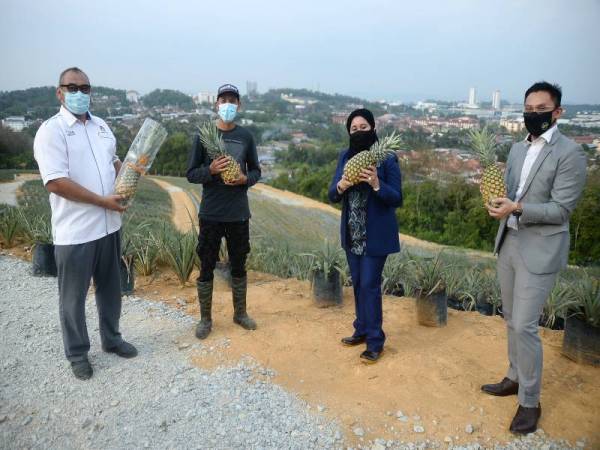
[492, 90, 501, 110]
[468, 87, 477, 107]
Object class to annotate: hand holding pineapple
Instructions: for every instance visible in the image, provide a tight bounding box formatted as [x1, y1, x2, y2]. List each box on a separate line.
[486, 197, 519, 220]
[209, 155, 233, 175]
[336, 175, 353, 194]
[358, 166, 379, 189]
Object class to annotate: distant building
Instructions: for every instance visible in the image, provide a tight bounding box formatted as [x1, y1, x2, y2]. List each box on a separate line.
[195, 92, 217, 105]
[492, 90, 501, 110]
[415, 101, 438, 111]
[331, 112, 351, 125]
[246, 81, 258, 96]
[1, 116, 26, 132]
[412, 116, 479, 132]
[126, 90, 140, 103]
[500, 117, 525, 133]
[281, 93, 318, 105]
[468, 87, 477, 107]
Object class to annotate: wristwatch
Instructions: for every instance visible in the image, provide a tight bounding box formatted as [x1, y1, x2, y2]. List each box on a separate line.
[512, 202, 523, 217]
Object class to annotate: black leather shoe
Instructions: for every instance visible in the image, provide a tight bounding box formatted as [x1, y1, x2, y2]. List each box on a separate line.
[481, 377, 519, 396]
[341, 336, 366, 346]
[509, 404, 541, 435]
[360, 350, 382, 363]
[103, 341, 138, 358]
[71, 359, 93, 380]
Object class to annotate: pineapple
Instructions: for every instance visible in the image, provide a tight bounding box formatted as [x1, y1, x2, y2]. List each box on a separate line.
[198, 121, 241, 184]
[343, 132, 402, 184]
[113, 118, 167, 206]
[468, 127, 507, 207]
[114, 155, 147, 198]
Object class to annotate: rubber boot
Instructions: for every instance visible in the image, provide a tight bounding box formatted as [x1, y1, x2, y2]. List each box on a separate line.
[195, 280, 213, 339]
[231, 276, 257, 330]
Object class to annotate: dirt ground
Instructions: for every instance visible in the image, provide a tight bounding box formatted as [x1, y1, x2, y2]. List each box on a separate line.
[3, 243, 599, 448]
[131, 268, 600, 448]
[150, 178, 197, 232]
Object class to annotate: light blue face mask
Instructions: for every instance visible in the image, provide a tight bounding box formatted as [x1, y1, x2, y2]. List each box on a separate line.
[64, 91, 90, 115]
[218, 103, 238, 123]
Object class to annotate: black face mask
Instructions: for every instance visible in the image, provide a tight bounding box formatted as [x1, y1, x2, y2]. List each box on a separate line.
[348, 129, 378, 154]
[523, 110, 555, 137]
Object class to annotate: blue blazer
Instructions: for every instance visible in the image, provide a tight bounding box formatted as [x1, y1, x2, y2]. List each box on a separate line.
[328, 149, 403, 256]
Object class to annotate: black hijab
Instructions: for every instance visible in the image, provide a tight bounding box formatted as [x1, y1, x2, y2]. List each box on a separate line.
[346, 108, 378, 158]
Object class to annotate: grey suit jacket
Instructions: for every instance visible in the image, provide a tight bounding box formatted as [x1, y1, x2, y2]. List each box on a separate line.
[494, 129, 587, 274]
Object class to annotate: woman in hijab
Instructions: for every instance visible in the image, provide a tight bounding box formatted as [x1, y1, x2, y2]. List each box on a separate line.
[328, 108, 403, 363]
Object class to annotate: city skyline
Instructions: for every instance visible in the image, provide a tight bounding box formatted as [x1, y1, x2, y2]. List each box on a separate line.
[1, 0, 599, 104]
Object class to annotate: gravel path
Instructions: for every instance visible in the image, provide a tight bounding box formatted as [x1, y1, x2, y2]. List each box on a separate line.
[0, 256, 342, 449]
[0, 255, 583, 450]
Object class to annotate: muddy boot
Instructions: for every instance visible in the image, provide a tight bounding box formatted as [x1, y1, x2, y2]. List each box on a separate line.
[232, 276, 257, 330]
[195, 280, 213, 339]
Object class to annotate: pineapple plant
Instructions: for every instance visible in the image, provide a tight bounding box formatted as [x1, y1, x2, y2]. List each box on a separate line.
[114, 118, 167, 206]
[343, 132, 402, 184]
[198, 121, 241, 184]
[468, 127, 507, 207]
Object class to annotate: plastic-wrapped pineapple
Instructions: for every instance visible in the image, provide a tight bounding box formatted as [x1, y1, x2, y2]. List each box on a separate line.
[343, 132, 402, 184]
[198, 121, 241, 184]
[468, 127, 507, 207]
[114, 118, 167, 206]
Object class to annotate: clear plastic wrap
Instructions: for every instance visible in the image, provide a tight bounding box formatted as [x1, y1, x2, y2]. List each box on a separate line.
[114, 118, 167, 206]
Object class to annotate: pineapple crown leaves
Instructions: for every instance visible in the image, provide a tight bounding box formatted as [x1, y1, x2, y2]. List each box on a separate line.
[350, 131, 403, 164]
[468, 126, 498, 167]
[370, 131, 403, 156]
[198, 121, 228, 159]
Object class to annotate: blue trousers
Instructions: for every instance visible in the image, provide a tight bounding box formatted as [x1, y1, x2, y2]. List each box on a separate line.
[346, 251, 387, 352]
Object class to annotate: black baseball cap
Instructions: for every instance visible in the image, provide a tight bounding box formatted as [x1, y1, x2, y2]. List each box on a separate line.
[217, 84, 240, 100]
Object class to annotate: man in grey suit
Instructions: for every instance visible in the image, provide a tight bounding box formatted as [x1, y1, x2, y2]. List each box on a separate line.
[482, 82, 587, 434]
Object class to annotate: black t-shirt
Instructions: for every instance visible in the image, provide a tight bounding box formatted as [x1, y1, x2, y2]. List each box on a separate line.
[186, 125, 261, 222]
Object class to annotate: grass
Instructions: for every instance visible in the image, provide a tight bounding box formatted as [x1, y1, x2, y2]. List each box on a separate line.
[0, 205, 22, 247]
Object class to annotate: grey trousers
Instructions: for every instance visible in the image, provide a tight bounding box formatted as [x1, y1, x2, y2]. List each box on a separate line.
[54, 231, 123, 362]
[497, 230, 558, 407]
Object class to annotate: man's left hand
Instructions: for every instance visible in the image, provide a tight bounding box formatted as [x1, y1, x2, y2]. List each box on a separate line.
[486, 197, 517, 219]
[224, 173, 248, 186]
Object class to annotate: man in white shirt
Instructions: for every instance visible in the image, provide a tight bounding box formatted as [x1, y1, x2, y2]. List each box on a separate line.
[482, 82, 587, 434]
[34, 67, 138, 380]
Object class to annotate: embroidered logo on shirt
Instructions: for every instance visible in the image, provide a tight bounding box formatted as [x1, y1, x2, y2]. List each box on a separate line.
[65, 130, 76, 136]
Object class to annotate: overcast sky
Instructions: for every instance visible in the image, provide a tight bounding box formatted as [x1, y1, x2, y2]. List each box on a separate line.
[1, 0, 598, 104]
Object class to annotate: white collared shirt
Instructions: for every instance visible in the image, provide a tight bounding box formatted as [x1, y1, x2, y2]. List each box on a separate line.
[507, 124, 557, 230]
[33, 106, 122, 245]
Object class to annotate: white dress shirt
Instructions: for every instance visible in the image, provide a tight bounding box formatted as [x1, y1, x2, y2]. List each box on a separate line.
[33, 106, 122, 245]
[507, 124, 557, 230]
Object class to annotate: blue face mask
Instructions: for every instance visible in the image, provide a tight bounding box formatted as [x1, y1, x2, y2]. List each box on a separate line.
[218, 103, 238, 123]
[64, 91, 90, 115]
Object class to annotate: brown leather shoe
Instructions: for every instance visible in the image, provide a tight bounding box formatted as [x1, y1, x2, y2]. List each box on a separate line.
[341, 336, 366, 346]
[481, 377, 519, 396]
[509, 404, 541, 435]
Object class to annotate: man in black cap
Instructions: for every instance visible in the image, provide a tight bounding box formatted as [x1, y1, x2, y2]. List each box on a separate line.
[187, 84, 261, 340]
